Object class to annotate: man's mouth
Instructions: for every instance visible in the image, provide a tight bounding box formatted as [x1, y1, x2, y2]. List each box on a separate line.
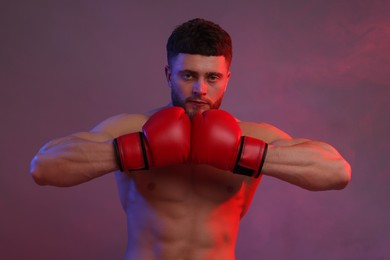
[187, 99, 209, 105]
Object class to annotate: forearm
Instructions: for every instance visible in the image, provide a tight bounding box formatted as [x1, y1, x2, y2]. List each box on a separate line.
[30, 136, 118, 187]
[262, 139, 351, 191]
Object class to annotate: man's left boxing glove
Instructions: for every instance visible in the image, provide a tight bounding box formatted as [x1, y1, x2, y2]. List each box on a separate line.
[113, 107, 191, 171]
[190, 109, 268, 178]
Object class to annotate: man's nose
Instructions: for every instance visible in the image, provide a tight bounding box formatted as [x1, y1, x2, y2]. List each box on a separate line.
[193, 79, 207, 96]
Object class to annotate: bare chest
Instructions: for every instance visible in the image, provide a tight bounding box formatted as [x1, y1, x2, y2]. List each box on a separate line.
[115, 165, 260, 216]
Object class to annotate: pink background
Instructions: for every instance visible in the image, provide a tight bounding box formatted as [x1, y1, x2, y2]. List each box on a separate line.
[1, 0, 389, 259]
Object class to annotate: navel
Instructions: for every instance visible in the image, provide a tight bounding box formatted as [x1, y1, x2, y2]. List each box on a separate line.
[223, 233, 231, 244]
[147, 182, 156, 191]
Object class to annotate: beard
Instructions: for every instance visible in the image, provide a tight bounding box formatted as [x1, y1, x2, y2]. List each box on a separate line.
[171, 90, 224, 118]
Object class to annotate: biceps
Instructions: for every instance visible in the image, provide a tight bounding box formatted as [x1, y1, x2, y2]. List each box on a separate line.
[307, 141, 343, 155]
[40, 132, 112, 152]
[272, 138, 343, 158]
[71, 131, 113, 142]
[271, 138, 311, 146]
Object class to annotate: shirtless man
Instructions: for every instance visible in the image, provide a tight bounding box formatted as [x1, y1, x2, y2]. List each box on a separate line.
[30, 18, 351, 260]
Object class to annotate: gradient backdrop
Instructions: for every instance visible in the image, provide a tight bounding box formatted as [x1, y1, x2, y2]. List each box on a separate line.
[1, 0, 389, 259]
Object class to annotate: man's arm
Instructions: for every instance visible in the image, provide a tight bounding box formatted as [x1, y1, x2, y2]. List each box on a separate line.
[242, 121, 351, 191]
[30, 114, 147, 187]
[263, 138, 351, 191]
[30, 132, 118, 187]
[30, 108, 191, 187]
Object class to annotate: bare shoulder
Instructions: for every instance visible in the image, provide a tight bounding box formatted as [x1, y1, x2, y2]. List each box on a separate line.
[91, 113, 149, 138]
[40, 113, 149, 149]
[238, 121, 292, 143]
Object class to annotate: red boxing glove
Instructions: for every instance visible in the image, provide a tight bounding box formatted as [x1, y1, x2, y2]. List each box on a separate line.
[113, 107, 191, 171]
[190, 110, 268, 178]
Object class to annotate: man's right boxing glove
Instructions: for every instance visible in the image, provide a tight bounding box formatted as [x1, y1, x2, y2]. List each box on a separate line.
[190, 109, 268, 178]
[113, 107, 191, 171]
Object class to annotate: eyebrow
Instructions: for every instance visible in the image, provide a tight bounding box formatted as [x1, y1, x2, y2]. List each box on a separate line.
[206, 72, 223, 78]
[179, 70, 223, 77]
[179, 69, 198, 75]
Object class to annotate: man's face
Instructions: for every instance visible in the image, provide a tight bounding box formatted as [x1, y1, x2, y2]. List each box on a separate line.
[165, 53, 231, 117]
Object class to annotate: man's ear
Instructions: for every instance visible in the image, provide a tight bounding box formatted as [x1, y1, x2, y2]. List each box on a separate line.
[224, 71, 231, 93]
[165, 65, 172, 88]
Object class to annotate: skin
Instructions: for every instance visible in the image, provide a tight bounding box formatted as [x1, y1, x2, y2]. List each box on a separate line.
[30, 53, 351, 260]
[166, 54, 230, 118]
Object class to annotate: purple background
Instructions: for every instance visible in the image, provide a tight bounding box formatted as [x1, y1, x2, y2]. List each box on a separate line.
[1, 0, 389, 259]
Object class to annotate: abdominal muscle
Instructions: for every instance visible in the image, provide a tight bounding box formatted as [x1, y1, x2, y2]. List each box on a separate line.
[115, 164, 260, 260]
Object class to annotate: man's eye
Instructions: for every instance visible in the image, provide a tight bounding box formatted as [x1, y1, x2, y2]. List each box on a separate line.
[208, 75, 219, 82]
[182, 74, 193, 80]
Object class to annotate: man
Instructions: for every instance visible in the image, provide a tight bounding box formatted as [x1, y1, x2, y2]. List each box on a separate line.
[30, 18, 351, 260]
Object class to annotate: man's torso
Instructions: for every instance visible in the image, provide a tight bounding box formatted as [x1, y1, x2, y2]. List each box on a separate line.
[98, 110, 286, 260]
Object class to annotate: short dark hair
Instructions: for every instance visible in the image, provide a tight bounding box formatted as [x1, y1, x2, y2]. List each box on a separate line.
[166, 18, 232, 67]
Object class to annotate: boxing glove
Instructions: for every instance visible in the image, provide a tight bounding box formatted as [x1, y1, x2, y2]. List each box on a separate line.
[190, 109, 268, 177]
[113, 107, 191, 171]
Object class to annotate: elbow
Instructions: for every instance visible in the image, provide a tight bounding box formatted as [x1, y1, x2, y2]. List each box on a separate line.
[30, 155, 48, 186]
[332, 160, 352, 190]
[307, 160, 352, 191]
